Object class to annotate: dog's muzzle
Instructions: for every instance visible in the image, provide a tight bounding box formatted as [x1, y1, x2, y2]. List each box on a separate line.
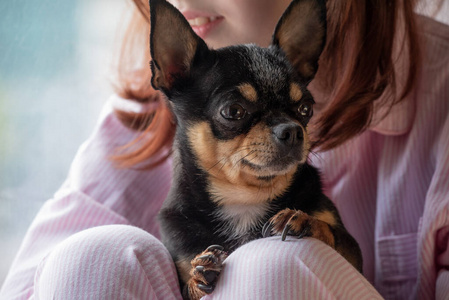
[241, 122, 305, 174]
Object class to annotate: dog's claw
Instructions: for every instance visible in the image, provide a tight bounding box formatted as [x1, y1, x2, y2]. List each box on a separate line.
[197, 283, 215, 294]
[195, 266, 219, 283]
[281, 224, 292, 241]
[206, 245, 224, 252]
[297, 228, 307, 239]
[195, 266, 205, 273]
[197, 254, 217, 264]
[262, 221, 273, 238]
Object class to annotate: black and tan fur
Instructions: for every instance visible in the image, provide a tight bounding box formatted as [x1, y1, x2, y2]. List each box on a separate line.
[149, 0, 362, 299]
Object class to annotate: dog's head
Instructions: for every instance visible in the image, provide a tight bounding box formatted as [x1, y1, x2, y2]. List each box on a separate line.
[150, 0, 326, 204]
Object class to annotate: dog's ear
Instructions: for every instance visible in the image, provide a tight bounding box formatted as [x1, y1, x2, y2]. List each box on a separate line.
[272, 0, 326, 83]
[149, 0, 207, 91]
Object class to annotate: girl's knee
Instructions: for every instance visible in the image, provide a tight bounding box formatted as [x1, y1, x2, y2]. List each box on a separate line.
[35, 225, 181, 299]
[206, 237, 375, 300]
[227, 236, 332, 269]
[41, 225, 167, 267]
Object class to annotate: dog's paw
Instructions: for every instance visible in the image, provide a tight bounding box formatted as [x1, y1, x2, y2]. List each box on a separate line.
[187, 245, 227, 300]
[262, 208, 335, 248]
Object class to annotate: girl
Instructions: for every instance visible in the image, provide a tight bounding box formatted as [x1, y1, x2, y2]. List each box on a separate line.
[1, 0, 448, 299]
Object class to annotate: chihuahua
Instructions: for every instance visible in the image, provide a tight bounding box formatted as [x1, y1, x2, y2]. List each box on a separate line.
[149, 0, 363, 299]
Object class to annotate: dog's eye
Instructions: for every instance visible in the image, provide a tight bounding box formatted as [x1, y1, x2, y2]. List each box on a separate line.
[298, 103, 313, 118]
[221, 103, 247, 120]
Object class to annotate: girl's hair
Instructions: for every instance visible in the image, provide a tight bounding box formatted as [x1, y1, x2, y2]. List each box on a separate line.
[113, 0, 421, 168]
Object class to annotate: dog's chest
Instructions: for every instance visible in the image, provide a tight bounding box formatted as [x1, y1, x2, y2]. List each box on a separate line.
[214, 203, 270, 244]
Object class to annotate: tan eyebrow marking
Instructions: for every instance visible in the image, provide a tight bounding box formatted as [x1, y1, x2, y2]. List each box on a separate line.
[290, 83, 303, 102]
[238, 83, 258, 102]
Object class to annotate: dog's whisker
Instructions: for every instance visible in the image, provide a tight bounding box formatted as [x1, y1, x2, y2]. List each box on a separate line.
[243, 151, 264, 167]
[207, 157, 228, 172]
[217, 159, 228, 174]
[308, 150, 324, 163]
[205, 147, 255, 174]
[190, 157, 228, 185]
[234, 145, 254, 151]
[211, 147, 258, 174]
[238, 150, 257, 163]
[230, 150, 256, 172]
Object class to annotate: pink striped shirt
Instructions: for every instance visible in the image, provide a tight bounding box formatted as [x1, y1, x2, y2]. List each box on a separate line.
[1, 14, 448, 300]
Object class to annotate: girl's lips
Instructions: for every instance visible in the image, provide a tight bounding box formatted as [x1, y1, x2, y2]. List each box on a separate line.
[182, 11, 224, 39]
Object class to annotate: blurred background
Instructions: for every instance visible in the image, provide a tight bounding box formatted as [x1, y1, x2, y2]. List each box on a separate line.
[0, 0, 128, 284]
[0, 0, 448, 288]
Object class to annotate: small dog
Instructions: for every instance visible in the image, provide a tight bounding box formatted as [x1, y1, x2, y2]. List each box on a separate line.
[149, 0, 363, 299]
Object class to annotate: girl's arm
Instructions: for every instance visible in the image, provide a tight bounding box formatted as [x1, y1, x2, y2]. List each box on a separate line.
[0, 95, 172, 299]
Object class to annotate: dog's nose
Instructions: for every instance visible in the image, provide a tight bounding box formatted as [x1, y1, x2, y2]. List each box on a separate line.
[273, 123, 303, 147]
